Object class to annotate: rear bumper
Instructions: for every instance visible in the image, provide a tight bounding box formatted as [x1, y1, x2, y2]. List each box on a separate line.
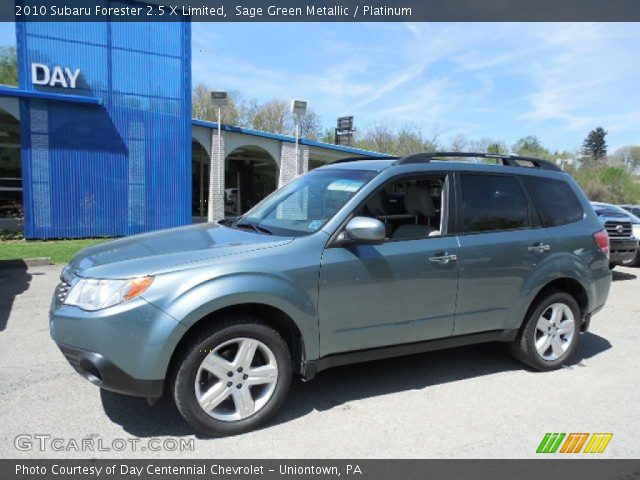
[609, 238, 638, 264]
[57, 343, 164, 398]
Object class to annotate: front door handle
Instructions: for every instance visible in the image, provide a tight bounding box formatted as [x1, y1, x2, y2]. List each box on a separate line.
[429, 253, 458, 264]
[528, 243, 551, 253]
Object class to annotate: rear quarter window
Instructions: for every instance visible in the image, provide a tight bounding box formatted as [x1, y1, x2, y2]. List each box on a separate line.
[523, 176, 584, 227]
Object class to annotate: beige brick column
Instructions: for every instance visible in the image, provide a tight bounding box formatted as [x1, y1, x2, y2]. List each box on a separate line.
[207, 128, 226, 221]
[278, 141, 309, 188]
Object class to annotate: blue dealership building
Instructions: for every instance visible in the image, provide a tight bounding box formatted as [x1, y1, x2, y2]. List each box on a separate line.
[0, 11, 383, 239]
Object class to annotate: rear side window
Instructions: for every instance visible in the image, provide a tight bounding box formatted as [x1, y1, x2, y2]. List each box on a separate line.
[459, 174, 530, 233]
[523, 176, 583, 227]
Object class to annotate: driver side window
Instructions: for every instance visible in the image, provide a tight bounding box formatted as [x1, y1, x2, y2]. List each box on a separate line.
[356, 175, 448, 241]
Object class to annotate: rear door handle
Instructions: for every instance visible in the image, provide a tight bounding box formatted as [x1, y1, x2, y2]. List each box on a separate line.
[528, 243, 551, 253]
[429, 253, 458, 264]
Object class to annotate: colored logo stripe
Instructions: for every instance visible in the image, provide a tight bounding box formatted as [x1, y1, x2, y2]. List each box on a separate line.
[560, 433, 589, 453]
[537, 433, 566, 453]
[583, 433, 613, 454]
[537, 433, 613, 454]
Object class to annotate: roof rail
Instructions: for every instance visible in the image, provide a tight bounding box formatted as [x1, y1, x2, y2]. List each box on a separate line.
[331, 155, 398, 164]
[395, 152, 562, 171]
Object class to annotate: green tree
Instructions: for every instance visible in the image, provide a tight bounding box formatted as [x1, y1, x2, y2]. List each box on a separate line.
[395, 123, 437, 156]
[191, 86, 322, 139]
[467, 137, 507, 154]
[511, 135, 550, 158]
[191, 84, 244, 126]
[448, 134, 469, 152]
[355, 121, 439, 156]
[0, 46, 18, 86]
[581, 127, 607, 167]
[487, 142, 508, 155]
[355, 121, 395, 154]
[319, 128, 335, 144]
[247, 99, 291, 134]
[244, 98, 323, 139]
[567, 165, 640, 203]
[296, 109, 322, 140]
[610, 145, 640, 173]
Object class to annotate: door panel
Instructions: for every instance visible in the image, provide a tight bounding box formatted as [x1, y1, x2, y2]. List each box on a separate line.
[453, 172, 550, 335]
[318, 237, 459, 357]
[454, 229, 551, 335]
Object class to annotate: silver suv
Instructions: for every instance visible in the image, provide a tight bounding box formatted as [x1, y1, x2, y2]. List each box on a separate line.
[50, 153, 612, 435]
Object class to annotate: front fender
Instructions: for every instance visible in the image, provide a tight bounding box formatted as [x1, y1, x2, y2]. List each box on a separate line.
[144, 270, 320, 360]
[507, 252, 601, 331]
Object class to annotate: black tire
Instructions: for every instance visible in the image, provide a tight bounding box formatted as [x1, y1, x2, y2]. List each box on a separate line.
[509, 289, 581, 371]
[171, 315, 292, 436]
[622, 251, 640, 267]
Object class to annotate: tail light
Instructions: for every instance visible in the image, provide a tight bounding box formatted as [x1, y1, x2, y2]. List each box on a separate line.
[593, 230, 610, 258]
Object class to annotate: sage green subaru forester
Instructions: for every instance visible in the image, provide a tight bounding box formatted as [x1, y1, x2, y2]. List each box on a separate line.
[50, 152, 611, 435]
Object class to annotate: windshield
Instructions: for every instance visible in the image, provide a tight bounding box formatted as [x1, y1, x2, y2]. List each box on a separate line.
[235, 168, 376, 237]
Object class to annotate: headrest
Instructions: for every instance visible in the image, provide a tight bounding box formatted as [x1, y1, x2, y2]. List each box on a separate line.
[366, 190, 391, 216]
[404, 184, 436, 218]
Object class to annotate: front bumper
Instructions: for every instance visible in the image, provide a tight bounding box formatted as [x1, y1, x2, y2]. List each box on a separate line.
[57, 343, 164, 398]
[609, 238, 638, 264]
[50, 296, 187, 398]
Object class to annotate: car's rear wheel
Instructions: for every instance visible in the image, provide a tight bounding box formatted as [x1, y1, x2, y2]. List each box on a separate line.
[509, 290, 581, 370]
[172, 316, 291, 436]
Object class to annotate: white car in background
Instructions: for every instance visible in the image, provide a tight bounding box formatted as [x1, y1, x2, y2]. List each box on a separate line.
[224, 188, 239, 213]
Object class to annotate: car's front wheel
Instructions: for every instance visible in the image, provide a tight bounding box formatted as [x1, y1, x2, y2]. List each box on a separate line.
[172, 316, 292, 436]
[622, 250, 640, 267]
[509, 289, 581, 370]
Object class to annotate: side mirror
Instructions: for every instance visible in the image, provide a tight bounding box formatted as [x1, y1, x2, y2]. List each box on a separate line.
[342, 216, 386, 245]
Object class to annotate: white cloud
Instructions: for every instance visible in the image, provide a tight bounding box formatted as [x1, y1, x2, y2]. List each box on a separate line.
[192, 22, 640, 151]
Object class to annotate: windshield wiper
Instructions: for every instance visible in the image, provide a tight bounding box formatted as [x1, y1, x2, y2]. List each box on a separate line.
[235, 221, 273, 235]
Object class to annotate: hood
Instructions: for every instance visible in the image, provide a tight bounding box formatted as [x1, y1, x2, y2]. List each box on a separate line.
[67, 223, 294, 279]
[594, 211, 632, 224]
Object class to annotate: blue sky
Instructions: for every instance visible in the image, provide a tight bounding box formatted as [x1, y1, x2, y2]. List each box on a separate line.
[2, 22, 639, 152]
[192, 22, 640, 153]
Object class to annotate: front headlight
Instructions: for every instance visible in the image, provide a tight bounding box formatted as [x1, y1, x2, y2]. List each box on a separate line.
[633, 224, 640, 240]
[64, 277, 153, 311]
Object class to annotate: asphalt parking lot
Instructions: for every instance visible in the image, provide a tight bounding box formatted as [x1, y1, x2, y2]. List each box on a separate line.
[1, 263, 638, 459]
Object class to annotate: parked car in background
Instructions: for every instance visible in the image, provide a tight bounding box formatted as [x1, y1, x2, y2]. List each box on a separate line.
[591, 202, 640, 268]
[621, 204, 640, 218]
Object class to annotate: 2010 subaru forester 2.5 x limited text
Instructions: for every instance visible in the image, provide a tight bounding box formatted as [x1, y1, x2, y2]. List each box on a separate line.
[50, 152, 612, 436]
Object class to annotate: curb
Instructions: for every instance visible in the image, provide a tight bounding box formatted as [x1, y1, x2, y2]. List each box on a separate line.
[0, 257, 53, 268]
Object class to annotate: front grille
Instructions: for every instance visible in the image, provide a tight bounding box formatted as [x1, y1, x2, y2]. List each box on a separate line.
[605, 220, 632, 238]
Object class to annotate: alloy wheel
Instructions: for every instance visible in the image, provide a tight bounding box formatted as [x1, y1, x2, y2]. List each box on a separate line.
[194, 337, 278, 422]
[534, 302, 575, 361]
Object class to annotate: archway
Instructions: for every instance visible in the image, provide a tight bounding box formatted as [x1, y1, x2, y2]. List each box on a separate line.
[225, 145, 277, 216]
[0, 106, 22, 230]
[192, 140, 210, 222]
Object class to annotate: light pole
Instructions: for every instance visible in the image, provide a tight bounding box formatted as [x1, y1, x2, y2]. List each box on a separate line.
[208, 91, 228, 222]
[291, 100, 307, 175]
